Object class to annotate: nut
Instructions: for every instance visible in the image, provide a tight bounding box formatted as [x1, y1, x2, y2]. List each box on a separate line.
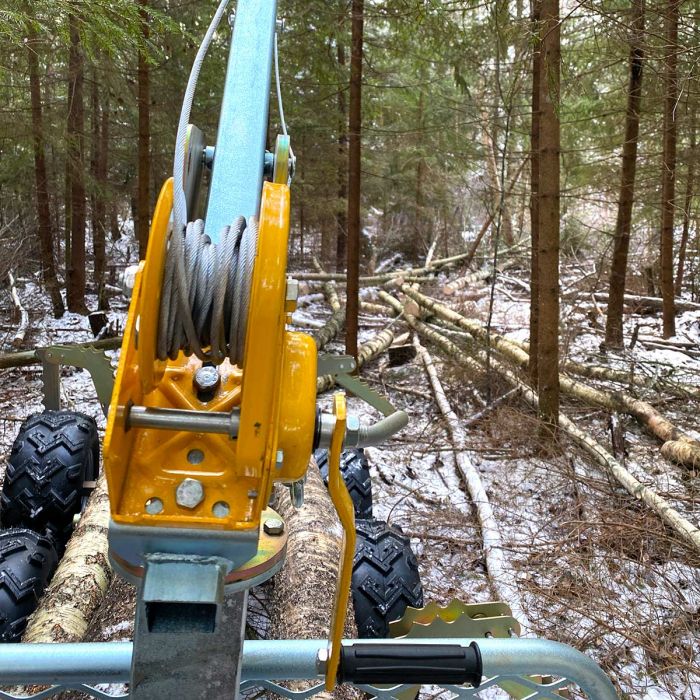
[176, 478, 205, 509]
[263, 517, 284, 536]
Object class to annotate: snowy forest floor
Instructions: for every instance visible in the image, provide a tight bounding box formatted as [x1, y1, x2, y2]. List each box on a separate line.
[0, 247, 699, 700]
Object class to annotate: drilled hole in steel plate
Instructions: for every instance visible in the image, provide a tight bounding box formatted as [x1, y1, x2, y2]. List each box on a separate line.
[187, 448, 205, 465]
[213, 501, 230, 518]
[145, 497, 163, 515]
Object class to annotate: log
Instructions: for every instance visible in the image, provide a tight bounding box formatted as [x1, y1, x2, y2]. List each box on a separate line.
[23, 474, 112, 642]
[269, 463, 360, 700]
[294, 271, 430, 284]
[8, 271, 29, 348]
[312, 259, 345, 351]
[360, 301, 391, 315]
[564, 291, 700, 313]
[442, 269, 491, 296]
[493, 333, 696, 397]
[379, 292, 700, 554]
[400, 286, 700, 468]
[414, 336, 532, 632]
[0, 336, 122, 370]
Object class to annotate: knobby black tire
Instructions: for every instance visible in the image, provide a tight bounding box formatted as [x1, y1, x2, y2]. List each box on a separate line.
[315, 447, 373, 519]
[1, 411, 99, 547]
[351, 518, 423, 638]
[0, 528, 58, 642]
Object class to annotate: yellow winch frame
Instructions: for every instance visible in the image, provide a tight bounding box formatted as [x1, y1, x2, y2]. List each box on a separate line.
[103, 180, 317, 532]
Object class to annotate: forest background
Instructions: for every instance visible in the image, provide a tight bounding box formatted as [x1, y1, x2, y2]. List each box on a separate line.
[1, 0, 697, 342]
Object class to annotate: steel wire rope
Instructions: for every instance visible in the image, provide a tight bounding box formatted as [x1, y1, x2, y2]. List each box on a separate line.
[157, 0, 258, 367]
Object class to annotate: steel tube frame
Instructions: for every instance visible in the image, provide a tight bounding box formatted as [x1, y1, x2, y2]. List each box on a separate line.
[204, 0, 278, 240]
[0, 639, 618, 699]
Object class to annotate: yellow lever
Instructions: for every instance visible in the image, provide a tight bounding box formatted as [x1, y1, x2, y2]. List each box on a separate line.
[325, 392, 355, 690]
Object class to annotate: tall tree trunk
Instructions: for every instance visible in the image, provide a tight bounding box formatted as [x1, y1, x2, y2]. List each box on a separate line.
[676, 104, 696, 296]
[137, 0, 150, 257]
[536, 0, 560, 429]
[605, 0, 645, 348]
[91, 68, 108, 309]
[26, 19, 65, 318]
[414, 89, 426, 256]
[481, 107, 515, 249]
[335, 16, 348, 273]
[67, 12, 87, 313]
[528, 0, 541, 386]
[660, 0, 680, 338]
[345, 0, 364, 361]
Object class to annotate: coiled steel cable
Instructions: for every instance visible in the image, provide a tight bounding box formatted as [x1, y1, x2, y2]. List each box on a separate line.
[155, 0, 259, 366]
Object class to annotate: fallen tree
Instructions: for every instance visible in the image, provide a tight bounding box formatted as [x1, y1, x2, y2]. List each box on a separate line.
[379, 291, 700, 553]
[312, 259, 345, 351]
[400, 285, 700, 468]
[564, 291, 700, 313]
[23, 474, 112, 642]
[414, 336, 532, 632]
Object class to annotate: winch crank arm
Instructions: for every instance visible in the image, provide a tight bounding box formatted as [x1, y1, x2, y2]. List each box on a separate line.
[324, 393, 355, 690]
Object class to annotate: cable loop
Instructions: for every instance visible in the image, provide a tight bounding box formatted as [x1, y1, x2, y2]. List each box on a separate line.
[157, 216, 258, 367]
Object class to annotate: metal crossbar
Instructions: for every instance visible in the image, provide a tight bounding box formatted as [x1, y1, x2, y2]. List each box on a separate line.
[0, 638, 618, 699]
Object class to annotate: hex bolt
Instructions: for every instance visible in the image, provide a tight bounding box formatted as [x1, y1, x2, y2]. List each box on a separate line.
[212, 501, 230, 518]
[248, 489, 258, 499]
[145, 497, 164, 515]
[193, 365, 220, 401]
[263, 517, 284, 536]
[176, 478, 205, 509]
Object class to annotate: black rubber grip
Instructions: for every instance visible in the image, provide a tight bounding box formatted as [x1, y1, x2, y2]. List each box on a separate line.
[338, 642, 482, 687]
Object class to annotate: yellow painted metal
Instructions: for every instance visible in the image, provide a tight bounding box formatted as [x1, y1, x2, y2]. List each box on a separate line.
[104, 179, 317, 536]
[110, 507, 288, 586]
[276, 332, 317, 482]
[138, 178, 173, 394]
[324, 392, 355, 691]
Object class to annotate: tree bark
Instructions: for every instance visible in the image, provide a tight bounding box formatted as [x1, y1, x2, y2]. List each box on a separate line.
[676, 103, 696, 296]
[529, 0, 541, 386]
[345, 0, 364, 362]
[312, 259, 345, 350]
[660, 0, 680, 338]
[90, 69, 107, 310]
[137, 0, 151, 257]
[96, 84, 109, 308]
[481, 108, 515, 248]
[605, 0, 645, 348]
[66, 12, 87, 313]
[414, 337, 531, 630]
[335, 5, 348, 273]
[23, 475, 112, 642]
[26, 19, 65, 318]
[536, 0, 560, 427]
[317, 328, 393, 394]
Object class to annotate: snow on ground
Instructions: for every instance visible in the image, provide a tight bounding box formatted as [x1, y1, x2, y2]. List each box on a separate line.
[0, 256, 699, 698]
